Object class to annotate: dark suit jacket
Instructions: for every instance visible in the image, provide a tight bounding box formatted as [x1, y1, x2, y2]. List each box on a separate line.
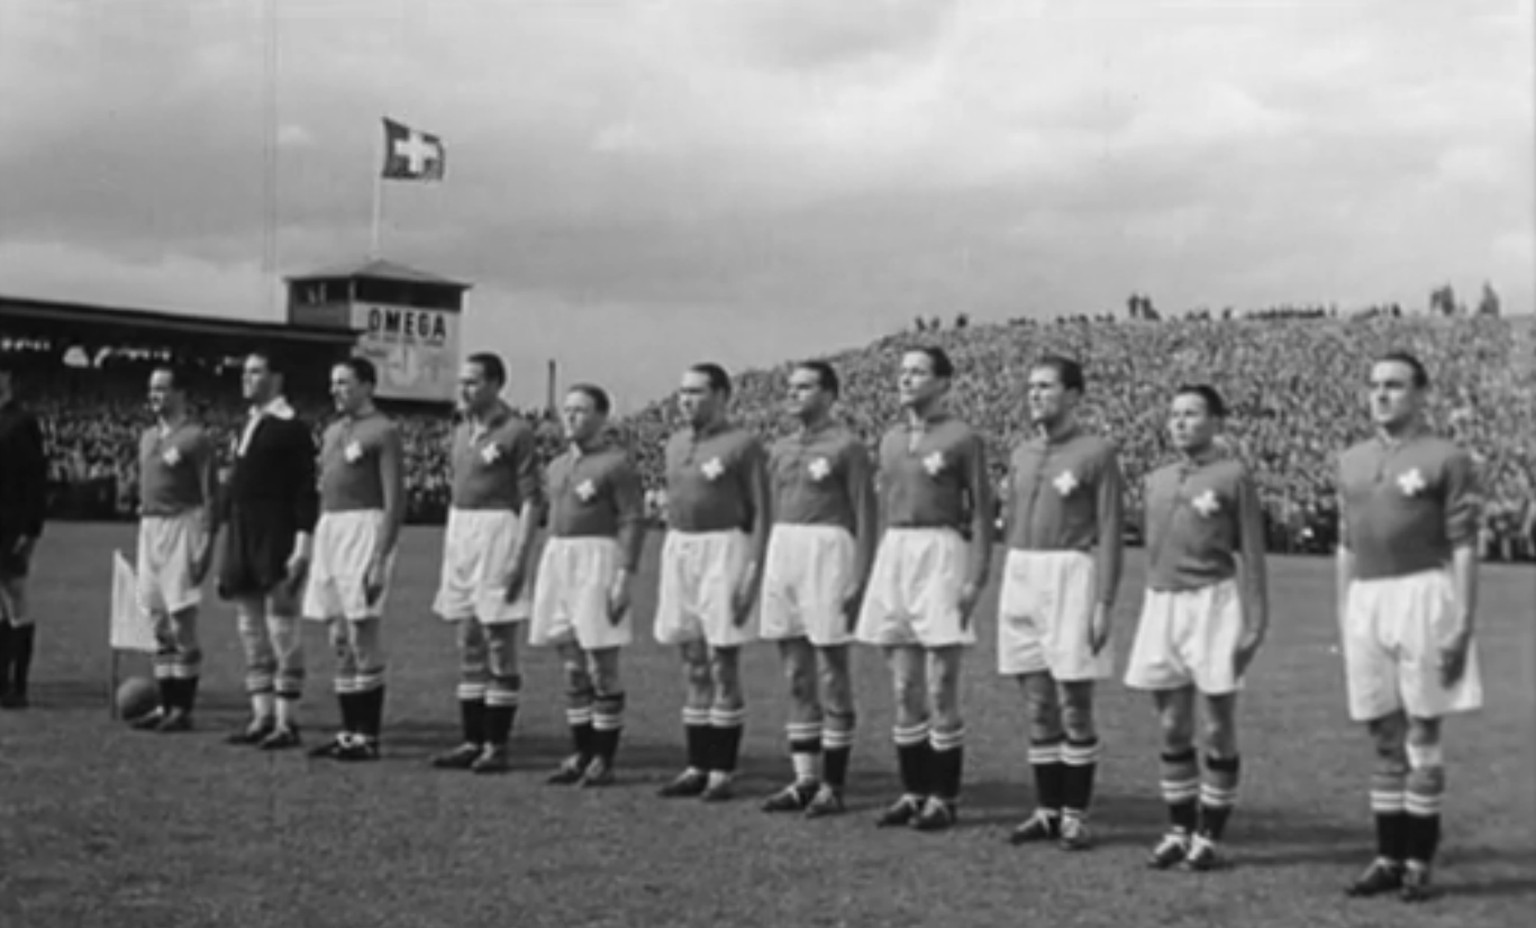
[0, 399, 47, 548]
[225, 411, 320, 536]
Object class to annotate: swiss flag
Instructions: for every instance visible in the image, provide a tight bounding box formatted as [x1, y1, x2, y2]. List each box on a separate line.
[381, 117, 446, 181]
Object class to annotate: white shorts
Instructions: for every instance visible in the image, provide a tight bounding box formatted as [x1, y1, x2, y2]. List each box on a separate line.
[433, 508, 533, 625]
[654, 530, 756, 648]
[1124, 579, 1243, 695]
[530, 537, 632, 650]
[1342, 569, 1483, 722]
[760, 524, 858, 647]
[997, 549, 1112, 680]
[303, 510, 393, 622]
[855, 528, 974, 649]
[137, 511, 207, 616]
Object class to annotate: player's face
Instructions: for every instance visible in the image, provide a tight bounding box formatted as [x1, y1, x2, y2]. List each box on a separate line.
[1027, 366, 1073, 426]
[242, 355, 276, 404]
[677, 371, 719, 427]
[785, 368, 829, 420]
[330, 365, 369, 414]
[562, 391, 606, 443]
[457, 362, 499, 414]
[1168, 393, 1218, 453]
[898, 352, 945, 410]
[1369, 360, 1423, 428]
[147, 370, 180, 416]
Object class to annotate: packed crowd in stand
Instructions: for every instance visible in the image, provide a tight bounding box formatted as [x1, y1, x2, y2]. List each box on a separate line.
[18, 312, 1536, 560]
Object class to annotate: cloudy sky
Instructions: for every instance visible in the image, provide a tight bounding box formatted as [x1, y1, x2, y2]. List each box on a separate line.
[1, 0, 1531, 409]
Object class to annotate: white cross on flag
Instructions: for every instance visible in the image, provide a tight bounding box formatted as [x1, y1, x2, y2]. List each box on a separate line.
[382, 117, 446, 181]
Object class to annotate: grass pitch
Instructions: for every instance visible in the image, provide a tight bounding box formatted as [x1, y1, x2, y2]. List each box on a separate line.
[1, 524, 1532, 928]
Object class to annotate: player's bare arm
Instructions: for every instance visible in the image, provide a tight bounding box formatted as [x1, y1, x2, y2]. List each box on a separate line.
[368, 425, 406, 603]
[844, 440, 879, 625]
[733, 441, 771, 626]
[191, 432, 218, 584]
[959, 433, 993, 625]
[1091, 449, 1127, 654]
[610, 459, 646, 624]
[1442, 448, 1482, 686]
[1234, 468, 1270, 676]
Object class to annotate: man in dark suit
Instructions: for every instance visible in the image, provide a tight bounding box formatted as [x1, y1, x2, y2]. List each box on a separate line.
[0, 355, 48, 709]
[219, 350, 320, 749]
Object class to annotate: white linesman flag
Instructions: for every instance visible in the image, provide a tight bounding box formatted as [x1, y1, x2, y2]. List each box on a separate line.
[382, 117, 447, 181]
[109, 550, 156, 653]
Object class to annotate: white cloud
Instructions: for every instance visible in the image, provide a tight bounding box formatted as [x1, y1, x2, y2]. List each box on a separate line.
[0, 0, 1530, 405]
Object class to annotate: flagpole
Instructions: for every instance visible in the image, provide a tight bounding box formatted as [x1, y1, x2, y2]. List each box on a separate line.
[370, 125, 385, 258]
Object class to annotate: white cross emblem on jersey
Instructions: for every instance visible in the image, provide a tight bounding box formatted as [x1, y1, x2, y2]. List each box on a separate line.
[344, 440, 363, 463]
[162, 446, 181, 467]
[808, 457, 831, 481]
[481, 443, 502, 465]
[575, 479, 597, 501]
[923, 451, 945, 476]
[1191, 489, 1220, 518]
[1398, 468, 1426, 497]
[1053, 470, 1078, 496]
[701, 457, 724, 481]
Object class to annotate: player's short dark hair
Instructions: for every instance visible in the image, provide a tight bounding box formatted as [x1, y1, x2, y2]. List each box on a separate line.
[150, 365, 190, 391]
[1175, 383, 1228, 419]
[1033, 355, 1085, 393]
[906, 346, 955, 379]
[335, 356, 378, 386]
[794, 360, 840, 398]
[688, 363, 732, 397]
[1376, 350, 1430, 389]
[246, 349, 290, 379]
[568, 383, 611, 415]
[467, 352, 507, 386]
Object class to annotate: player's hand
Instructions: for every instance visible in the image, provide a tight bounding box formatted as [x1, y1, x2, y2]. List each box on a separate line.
[957, 581, 981, 631]
[841, 585, 866, 634]
[189, 545, 213, 586]
[1088, 602, 1112, 656]
[502, 561, 528, 604]
[730, 568, 757, 628]
[363, 558, 387, 607]
[606, 572, 632, 626]
[1233, 625, 1265, 679]
[11, 535, 33, 558]
[283, 550, 310, 598]
[1438, 630, 1472, 687]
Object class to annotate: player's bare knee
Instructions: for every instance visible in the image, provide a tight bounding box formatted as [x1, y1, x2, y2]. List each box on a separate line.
[1158, 707, 1195, 752]
[1202, 716, 1237, 757]
[561, 660, 592, 695]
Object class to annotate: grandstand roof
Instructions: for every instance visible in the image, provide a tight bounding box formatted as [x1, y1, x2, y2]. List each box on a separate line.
[0, 294, 358, 346]
[285, 257, 472, 290]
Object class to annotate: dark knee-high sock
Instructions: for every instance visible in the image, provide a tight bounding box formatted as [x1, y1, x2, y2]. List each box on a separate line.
[1160, 749, 1201, 833]
[356, 666, 385, 740]
[1029, 736, 1067, 815]
[894, 722, 933, 798]
[457, 680, 487, 746]
[683, 706, 711, 772]
[822, 711, 856, 790]
[592, 692, 626, 763]
[1061, 736, 1102, 817]
[1370, 768, 1409, 862]
[930, 726, 966, 803]
[566, 687, 596, 762]
[484, 675, 521, 746]
[1199, 754, 1241, 840]
[709, 706, 745, 775]
[1405, 765, 1445, 865]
